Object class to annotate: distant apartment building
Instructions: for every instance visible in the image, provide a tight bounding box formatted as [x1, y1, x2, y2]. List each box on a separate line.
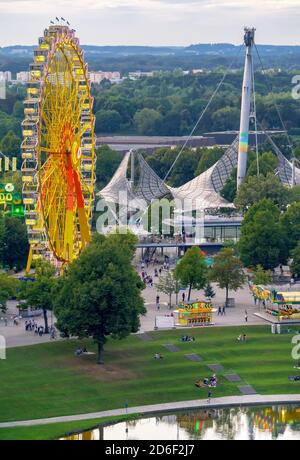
[89, 71, 121, 84]
[16, 71, 30, 83]
[128, 71, 154, 80]
[0, 71, 12, 81]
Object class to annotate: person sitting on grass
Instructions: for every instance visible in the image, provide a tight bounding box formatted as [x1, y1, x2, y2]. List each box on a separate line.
[195, 380, 204, 388]
[209, 374, 218, 387]
[237, 334, 247, 342]
[289, 375, 300, 381]
[181, 335, 196, 342]
[154, 353, 163, 360]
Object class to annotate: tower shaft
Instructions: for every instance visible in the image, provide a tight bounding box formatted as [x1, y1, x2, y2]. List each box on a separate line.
[237, 27, 255, 188]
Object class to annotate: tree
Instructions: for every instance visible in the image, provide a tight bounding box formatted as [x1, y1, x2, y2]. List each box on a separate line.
[204, 282, 215, 300]
[211, 107, 240, 131]
[238, 199, 286, 269]
[95, 145, 122, 190]
[12, 100, 24, 119]
[54, 233, 146, 364]
[221, 168, 237, 202]
[0, 215, 29, 270]
[251, 265, 272, 285]
[174, 247, 208, 301]
[134, 108, 162, 135]
[0, 130, 21, 157]
[19, 260, 56, 333]
[234, 173, 290, 212]
[196, 147, 224, 176]
[290, 242, 300, 277]
[247, 151, 278, 177]
[95, 109, 122, 133]
[0, 274, 19, 312]
[209, 248, 245, 308]
[155, 270, 179, 307]
[280, 202, 300, 253]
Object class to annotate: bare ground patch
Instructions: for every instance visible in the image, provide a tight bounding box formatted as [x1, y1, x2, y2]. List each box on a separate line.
[55, 355, 141, 382]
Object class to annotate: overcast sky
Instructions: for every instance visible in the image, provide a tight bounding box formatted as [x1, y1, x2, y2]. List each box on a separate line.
[0, 0, 300, 46]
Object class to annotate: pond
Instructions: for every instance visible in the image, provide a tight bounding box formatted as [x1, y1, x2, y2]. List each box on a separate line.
[61, 404, 300, 440]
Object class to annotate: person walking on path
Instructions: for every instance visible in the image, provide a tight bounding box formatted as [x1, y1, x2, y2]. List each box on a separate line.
[156, 295, 160, 311]
[218, 306, 222, 316]
[207, 391, 212, 403]
[245, 310, 248, 323]
[182, 292, 185, 303]
[222, 305, 226, 316]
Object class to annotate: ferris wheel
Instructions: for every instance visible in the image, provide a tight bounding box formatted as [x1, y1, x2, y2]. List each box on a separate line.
[21, 24, 96, 270]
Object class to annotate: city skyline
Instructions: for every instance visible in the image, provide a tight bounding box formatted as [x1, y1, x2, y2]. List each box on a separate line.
[0, 0, 300, 47]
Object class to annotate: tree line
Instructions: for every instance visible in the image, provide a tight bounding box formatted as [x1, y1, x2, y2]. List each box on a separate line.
[92, 70, 300, 136]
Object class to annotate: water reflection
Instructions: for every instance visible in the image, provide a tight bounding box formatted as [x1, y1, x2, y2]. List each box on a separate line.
[61, 405, 300, 440]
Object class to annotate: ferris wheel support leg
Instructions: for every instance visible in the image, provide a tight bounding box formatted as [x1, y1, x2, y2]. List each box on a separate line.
[25, 245, 33, 275]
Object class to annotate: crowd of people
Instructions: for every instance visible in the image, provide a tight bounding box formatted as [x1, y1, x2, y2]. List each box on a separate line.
[24, 319, 57, 338]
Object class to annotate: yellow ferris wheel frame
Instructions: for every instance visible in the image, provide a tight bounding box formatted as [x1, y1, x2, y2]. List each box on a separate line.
[22, 24, 96, 269]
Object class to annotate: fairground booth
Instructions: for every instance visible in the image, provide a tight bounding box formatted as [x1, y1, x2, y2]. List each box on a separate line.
[175, 301, 213, 327]
[250, 283, 300, 322]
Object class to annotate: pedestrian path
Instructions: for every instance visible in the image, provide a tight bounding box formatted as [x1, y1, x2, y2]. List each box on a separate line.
[1, 394, 300, 429]
[161, 342, 257, 395]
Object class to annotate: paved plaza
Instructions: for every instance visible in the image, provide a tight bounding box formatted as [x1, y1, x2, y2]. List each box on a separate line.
[0, 259, 296, 348]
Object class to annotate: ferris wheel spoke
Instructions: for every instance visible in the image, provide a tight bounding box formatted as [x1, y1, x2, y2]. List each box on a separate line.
[73, 169, 90, 245]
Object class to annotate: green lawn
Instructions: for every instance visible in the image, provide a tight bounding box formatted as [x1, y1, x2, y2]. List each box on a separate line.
[0, 325, 299, 440]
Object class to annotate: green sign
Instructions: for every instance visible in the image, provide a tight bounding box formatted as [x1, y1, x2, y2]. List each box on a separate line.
[0, 183, 24, 217]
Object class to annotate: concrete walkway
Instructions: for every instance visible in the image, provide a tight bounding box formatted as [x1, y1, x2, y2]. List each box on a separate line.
[1, 394, 300, 429]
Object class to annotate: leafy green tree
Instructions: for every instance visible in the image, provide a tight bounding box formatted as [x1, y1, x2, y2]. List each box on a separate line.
[175, 247, 208, 301]
[155, 270, 179, 307]
[161, 111, 182, 136]
[280, 202, 300, 253]
[288, 185, 300, 204]
[221, 168, 237, 202]
[251, 264, 272, 285]
[169, 148, 202, 186]
[19, 260, 56, 333]
[234, 173, 290, 212]
[0, 274, 19, 312]
[211, 107, 240, 131]
[54, 233, 146, 364]
[95, 109, 122, 133]
[12, 100, 24, 119]
[247, 151, 278, 177]
[0, 130, 21, 157]
[238, 199, 286, 269]
[290, 242, 300, 277]
[95, 145, 122, 190]
[134, 108, 162, 135]
[196, 147, 224, 176]
[209, 248, 245, 308]
[0, 216, 29, 270]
